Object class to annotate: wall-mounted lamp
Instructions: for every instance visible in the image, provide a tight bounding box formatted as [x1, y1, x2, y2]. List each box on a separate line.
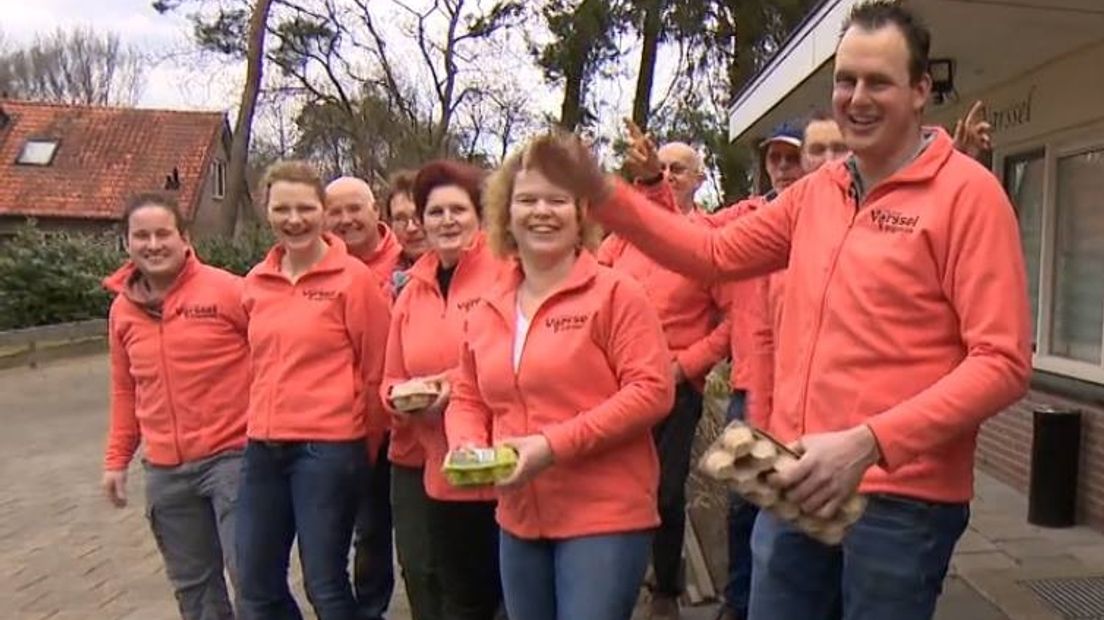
[929, 58, 956, 105]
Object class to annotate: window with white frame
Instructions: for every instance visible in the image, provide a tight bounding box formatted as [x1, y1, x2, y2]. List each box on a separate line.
[1002, 136, 1104, 383]
[213, 160, 227, 199]
[16, 139, 59, 165]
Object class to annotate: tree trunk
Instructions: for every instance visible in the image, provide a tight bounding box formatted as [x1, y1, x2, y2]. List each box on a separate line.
[632, 0, 663, 130]
[220, 0, 273, 237]
[559, 61, 585, 131]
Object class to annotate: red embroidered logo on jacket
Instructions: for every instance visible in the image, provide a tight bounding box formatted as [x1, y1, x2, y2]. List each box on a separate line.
[303, 289, 339, 301]
[870, 209, 919, 234]
[546, 314, 589, 333]
[178, 304, 218, 319]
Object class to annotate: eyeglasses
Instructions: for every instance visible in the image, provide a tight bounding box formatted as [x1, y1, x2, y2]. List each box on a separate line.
[390, 214, 419, 228]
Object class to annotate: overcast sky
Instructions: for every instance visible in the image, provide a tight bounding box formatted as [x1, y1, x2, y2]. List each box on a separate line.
[3, 0, 247, 111]
[1, 0, 692, 182]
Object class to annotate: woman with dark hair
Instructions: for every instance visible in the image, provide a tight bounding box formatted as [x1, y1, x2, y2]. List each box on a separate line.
[237, 160, 391, 620]
[380, 160, 504, 620]
[101, 193, 249, 620]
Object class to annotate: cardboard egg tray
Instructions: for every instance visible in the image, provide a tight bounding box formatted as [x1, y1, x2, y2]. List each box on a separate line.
[391, 392, 437, 413]
[698, 421, 867, 546]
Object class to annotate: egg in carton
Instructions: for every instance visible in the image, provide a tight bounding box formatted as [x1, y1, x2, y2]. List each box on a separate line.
[698, 420, 868, 546]
[442, 445, 518, 487]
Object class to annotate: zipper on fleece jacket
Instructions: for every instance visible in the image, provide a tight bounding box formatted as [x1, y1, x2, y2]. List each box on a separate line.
[795, 182, 867, 434]
[157, 321, 185, 464]
[508, 289, 576, 540]
[512, 308, 541, 538]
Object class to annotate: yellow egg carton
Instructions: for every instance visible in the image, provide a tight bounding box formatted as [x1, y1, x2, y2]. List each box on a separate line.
[699, 420, 867, 546]
[443, 446, 518, 487]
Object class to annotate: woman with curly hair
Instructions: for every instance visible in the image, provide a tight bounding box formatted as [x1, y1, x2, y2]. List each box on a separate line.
[446, 134, 675, 620]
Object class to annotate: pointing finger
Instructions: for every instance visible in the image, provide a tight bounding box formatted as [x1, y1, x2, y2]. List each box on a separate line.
[965, 100, 984, 126]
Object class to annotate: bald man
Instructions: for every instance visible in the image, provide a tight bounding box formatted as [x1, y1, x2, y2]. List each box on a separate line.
[656, 142, 707, 214]
[614, 126, 731, 620]
[324, 176, 401, 620]
[325, 176, 404, 297]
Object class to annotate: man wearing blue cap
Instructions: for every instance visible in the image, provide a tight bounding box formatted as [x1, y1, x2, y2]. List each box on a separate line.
[759, 121, 806, 198]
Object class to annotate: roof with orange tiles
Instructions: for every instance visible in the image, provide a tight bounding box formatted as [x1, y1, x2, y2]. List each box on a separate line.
[0, 100, 226, 221]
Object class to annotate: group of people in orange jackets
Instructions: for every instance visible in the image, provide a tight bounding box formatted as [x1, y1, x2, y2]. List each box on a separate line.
[99, 2, 1028, 620]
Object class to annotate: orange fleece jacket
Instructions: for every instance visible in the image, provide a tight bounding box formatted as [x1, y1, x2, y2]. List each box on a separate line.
[350, 222, 404, 299]
[103, 253, 249, 470]
[243, 234, 391, 451]
[446, 251, 675, 539]
[592, 127, 1032, 503]
[597, 181, 728, 388]
[381, 233, 502, 500]
[707, 198, 776, 429]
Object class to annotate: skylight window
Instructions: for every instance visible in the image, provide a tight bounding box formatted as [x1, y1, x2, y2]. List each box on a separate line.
[16, 140, 59, 166]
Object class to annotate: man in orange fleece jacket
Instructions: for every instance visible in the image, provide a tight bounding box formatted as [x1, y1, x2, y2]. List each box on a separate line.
[102, 194, 250, 620]
[324, 175, 401, 620]
[570, 2, 1031, 619]
[599, 135, 729, 620]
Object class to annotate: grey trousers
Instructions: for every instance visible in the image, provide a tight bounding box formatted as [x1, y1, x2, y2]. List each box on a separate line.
[144, 450, 243, 620]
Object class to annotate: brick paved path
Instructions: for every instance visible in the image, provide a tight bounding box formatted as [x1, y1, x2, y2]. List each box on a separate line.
[0, 355, 181, 619]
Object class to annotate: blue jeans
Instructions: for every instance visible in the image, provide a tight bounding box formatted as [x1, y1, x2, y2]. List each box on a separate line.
[236, 439, 368, 620]
[354, 437, 394, 620]
[722, 390, 758, 615]
[499, 530, 651, 620]
[748, 494, 969, 620]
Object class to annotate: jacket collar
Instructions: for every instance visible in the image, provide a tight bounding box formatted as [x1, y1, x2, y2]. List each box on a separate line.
[350, 222, 402, 266]
[252, 232, 350, 280]
[485, 249, 600, 321]
[406, 231, 489, 288]
[103, 249, 201, 298]
[825, 125, 954, 199]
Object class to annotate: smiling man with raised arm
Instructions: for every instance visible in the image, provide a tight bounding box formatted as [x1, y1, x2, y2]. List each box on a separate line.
[539, 2, 1032, 618]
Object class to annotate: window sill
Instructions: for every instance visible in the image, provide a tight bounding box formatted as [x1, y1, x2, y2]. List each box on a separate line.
[1031, 369, 1104, 408]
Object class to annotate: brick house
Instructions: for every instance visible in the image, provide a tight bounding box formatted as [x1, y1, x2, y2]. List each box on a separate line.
[0, 99, 250, 239]
[725, 0, 1104, 529]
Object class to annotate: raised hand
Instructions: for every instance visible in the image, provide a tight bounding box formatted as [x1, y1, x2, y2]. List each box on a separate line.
[621, 117, 663, 182]
[953, 100, 992, 160]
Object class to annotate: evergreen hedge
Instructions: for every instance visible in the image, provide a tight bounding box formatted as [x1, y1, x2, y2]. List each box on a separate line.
[0, 221, 273, 330]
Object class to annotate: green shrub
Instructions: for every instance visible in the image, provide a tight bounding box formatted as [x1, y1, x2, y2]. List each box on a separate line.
[0, 222, 122, 330]
[0, 221, 275, 330]
[192, 224, 274, 276]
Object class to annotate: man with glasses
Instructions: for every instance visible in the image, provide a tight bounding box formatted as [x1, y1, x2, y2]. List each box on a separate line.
[614, 126, 730, 620]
